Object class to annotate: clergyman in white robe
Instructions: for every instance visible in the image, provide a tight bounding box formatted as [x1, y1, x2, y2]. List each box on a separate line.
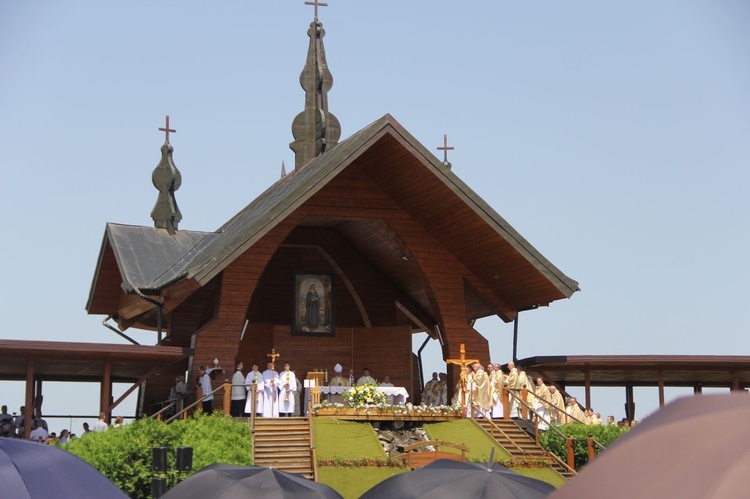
[244, 365, 264, 416]
[278, 365, 297, 416]
[262, 363, 280, 418]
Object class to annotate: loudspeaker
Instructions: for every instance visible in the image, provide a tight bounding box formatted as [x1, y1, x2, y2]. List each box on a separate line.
[152, 446, 168, 472]
[176, 446, 193, 472]
[151, 477, 167, 498]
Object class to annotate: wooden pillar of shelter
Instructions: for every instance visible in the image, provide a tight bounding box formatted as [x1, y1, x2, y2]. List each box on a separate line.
[24, 360, 34, 440]
[624, 384, 635, 421]
[584, 369, 591, 409]
[693, 384, 702, 395]
[101, 360, 112, 418]
[731, 372, 740, 391]
[658, 370, 665, 407]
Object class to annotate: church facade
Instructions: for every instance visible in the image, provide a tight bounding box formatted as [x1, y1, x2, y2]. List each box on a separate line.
[86, 12, 578, 414]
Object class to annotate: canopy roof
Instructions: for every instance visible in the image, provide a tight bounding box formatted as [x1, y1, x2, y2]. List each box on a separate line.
[0, 339, 189, 383]
[88, 114, 579, 325]
[521, 355, 750, 388]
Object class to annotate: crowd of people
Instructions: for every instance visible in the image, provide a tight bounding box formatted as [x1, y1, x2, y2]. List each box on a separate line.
[434, 361, 637, 429]
[0, 404, 124, 444]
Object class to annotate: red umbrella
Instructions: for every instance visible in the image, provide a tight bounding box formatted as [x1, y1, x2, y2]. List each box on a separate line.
[551, 392, 750, 499]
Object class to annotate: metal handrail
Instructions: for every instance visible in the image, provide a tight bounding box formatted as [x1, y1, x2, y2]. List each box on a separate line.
[164, 383, 227, 423]
[508, 387, 586, 426]
[502, 392, 577, 475]
[470, 402, 526, 455]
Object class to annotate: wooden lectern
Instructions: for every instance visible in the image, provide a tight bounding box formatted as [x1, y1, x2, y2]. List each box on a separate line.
[306, 371, 325, 409]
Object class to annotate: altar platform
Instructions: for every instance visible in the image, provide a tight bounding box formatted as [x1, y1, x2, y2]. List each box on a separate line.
[311, 405, 463, 422]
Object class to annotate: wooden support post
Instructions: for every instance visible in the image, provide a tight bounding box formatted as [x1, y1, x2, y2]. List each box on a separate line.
[101, 360, 112, 418]
[502, 387, 510, 420]
[732, 372, 740, 391]
[24, 360, 34, 440]
[587, 436, 596, 462]
[534, 416, 539, 446]
[566, 438, 575, 470]
[520, 387, 528, 420]
[625, 384, 635, 421]
[223, 383, 231, 416]
[658, 370, 665, 407]
[694, 384, 702, 395]
[584, 369, 591, 410]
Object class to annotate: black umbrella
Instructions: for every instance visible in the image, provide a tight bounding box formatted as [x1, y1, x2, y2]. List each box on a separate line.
[0, 438, 128, 499]
[360, 459, 556, 499]
[161, 463, 343, 499]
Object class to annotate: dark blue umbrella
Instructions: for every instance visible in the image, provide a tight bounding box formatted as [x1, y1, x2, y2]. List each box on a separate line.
[161, 463, 343, 499]
[0, 438, 128, 499]
[360, 459, 556, 499]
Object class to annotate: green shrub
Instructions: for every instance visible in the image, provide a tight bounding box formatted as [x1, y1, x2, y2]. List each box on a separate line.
[539, 423, 628, 470]
[66, 413, 252, 498]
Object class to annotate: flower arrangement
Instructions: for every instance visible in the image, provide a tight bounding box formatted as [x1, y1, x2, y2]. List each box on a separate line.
[311, 401, 462, 417]
[318, 456, 407, 468]
[341, 383, 388, 407]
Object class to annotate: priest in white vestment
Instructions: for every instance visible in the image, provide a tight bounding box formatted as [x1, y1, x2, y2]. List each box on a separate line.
[356, 368, 376, 386]
[279, 363, 298, 416]
[262, 362, 280, 418]
[244, 364, 264, 416]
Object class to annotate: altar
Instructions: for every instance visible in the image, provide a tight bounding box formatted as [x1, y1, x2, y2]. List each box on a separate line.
[321, 386, 410, 406]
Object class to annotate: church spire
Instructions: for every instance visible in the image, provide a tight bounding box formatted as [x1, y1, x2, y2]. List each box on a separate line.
[151, 115, 182, 234]
[290, 1, 341, 169]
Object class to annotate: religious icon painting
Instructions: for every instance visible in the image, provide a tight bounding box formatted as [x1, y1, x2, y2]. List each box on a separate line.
[293, 272, 334, 336]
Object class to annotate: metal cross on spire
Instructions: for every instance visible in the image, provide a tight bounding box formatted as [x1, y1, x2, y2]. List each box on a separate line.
[437, 134, 454, 165]
[159, 115, 176, 143]
[305, 0, 328, 19]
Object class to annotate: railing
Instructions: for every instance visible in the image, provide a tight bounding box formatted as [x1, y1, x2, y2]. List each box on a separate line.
[505, 390, 579, 475]
[470, 402, 526, 455]
[309, 413, 318, 481]
[163, 383, 228, 423]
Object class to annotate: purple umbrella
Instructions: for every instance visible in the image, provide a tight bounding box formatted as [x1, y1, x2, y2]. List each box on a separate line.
[360, 459, 556, 499]
[161, 463, 343, 499]
[0, 438, 128, 499]
[551, 392, 750, 499]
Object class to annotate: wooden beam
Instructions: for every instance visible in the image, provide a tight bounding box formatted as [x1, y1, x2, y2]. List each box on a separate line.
[395, 300, 435, 337]
[107, 365, 161, 413]
[117, 293, 157, 321]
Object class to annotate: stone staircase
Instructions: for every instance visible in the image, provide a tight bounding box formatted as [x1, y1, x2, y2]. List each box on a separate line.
[473, 418, 576, 480]
[252, 417, 314, 479]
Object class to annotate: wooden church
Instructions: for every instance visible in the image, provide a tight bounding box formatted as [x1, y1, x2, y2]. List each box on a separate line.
[85, 7, 579, 414]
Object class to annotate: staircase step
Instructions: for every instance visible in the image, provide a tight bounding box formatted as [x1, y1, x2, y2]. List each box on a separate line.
[252, 417, 312, 480]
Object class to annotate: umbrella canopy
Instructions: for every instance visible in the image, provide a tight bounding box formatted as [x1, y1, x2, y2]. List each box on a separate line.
[551, 392, 750, 499]
[161, 463, 343, 499]
[0, 438, 128, 499]
[360, 459, 556, 499]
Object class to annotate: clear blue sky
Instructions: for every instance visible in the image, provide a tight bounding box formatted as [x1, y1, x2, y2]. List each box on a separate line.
[1, 1, 748, 433]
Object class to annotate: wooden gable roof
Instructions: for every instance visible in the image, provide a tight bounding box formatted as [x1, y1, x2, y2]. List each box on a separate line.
[87, 114, 578, 326]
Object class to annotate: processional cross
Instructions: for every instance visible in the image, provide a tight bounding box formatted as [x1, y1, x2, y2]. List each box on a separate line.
[158, 115, 176, 143]
[445, 343, 479, 414]
[267, 348, 281, 364]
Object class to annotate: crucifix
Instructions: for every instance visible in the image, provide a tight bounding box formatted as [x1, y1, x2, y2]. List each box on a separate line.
[446, 343, 479, 415]
[304, 0, 328, 19]
[436, 134, 454, 165]
[158, 115, 176, 143]
[267, 348, 281, 364]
